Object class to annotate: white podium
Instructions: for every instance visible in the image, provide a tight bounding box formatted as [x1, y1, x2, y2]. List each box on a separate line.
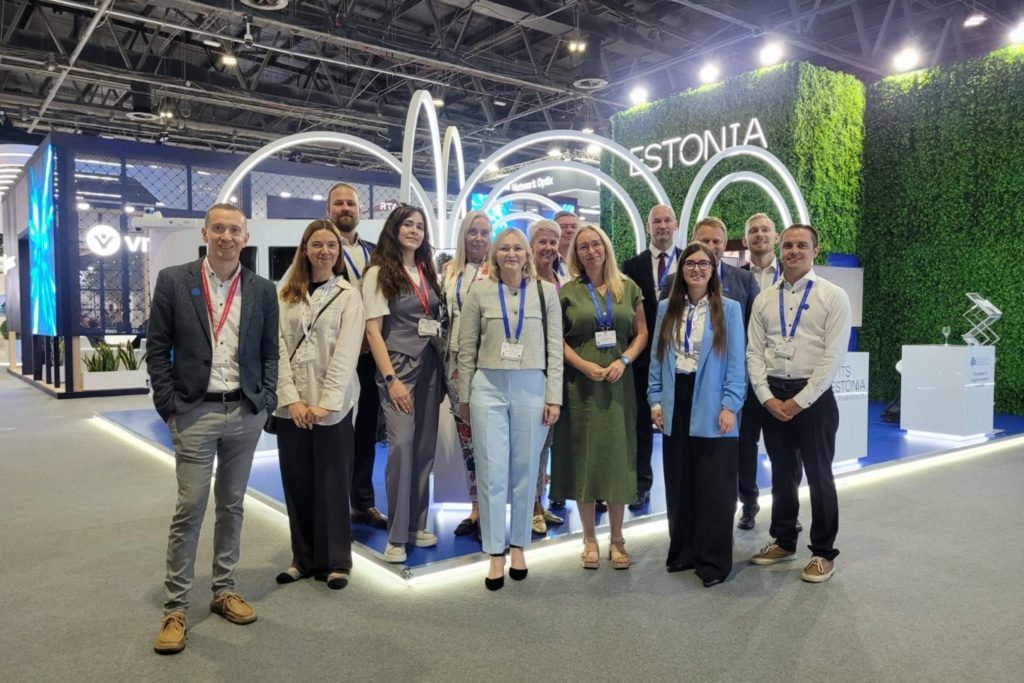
[900, 345, 995, 439]
[833, 352, 869, 464]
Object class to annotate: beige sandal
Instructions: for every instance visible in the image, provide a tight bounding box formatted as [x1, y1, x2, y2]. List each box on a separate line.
[608, 537, 631, 570]
[580, 539, 600, 570]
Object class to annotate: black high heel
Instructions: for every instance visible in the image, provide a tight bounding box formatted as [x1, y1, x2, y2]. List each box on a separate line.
[509, 545, 528, 580]
[485, 552, 505, 591]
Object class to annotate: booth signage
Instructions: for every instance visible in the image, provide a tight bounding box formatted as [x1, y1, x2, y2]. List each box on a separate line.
[629, 117, 768, 176]
[86, 224, 149, 256]
[509, 176, 555, 192]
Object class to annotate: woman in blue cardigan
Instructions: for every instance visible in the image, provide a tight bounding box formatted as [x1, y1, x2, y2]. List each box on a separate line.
[648, 242, 746, 587]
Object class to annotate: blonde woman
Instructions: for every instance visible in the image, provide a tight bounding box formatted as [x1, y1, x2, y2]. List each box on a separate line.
[274, 219, 364, 589]
[441, 211, 492, 538]
[457, 228, 563, 590]
[549, 224, 648, 570]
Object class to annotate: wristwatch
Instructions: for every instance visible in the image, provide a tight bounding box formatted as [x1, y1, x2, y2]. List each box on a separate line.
[620, 355, 631, 366]
[384, 374, 396, 385]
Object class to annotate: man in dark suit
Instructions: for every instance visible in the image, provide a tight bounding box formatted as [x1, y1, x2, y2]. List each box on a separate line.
[148, 203, 279, 655]
[620, 204, 681, 510]
[326, 183, 388, 530]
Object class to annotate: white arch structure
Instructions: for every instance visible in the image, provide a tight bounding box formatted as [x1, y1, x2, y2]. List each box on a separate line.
[215, 131, 438, 241]
[481, 160, 646, 255]
[488, 192, 565, 215]
[492, 211, 547, 230]
[399, 91, 447, 239]
[450, 130, 671, 249]
[695, 172, 796, 235]
[677, 144, 810, 245]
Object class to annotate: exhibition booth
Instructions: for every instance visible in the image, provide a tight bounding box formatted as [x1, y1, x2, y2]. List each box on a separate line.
[4, 48, 1021, 577]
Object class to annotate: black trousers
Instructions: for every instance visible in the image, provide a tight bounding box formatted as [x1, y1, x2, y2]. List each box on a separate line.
[277, 412, 355, 573]
[761, 379, 840, 561]
[662, 372, 738, 582]
[737, 386, 762, 506]
[633, 363, 654, 494]
[351, 352, 381, 510]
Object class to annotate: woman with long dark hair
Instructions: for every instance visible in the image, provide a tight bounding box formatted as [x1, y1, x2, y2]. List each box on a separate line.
[274, 219, 364, 589]
[648, 242, 746, 587]
[362, 205, 446, 564]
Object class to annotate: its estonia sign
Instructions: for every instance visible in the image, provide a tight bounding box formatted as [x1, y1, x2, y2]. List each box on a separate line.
[629, 117, 768, 176]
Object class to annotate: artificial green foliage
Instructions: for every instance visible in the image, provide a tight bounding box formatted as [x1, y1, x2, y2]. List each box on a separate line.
[84, 343, 118, 372]
[606, 62, 864, 263]
[860, 47, 1024, 414]
[117, 343, 141, 370]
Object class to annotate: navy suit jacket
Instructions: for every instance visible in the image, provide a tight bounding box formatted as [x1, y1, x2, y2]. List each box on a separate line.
[660, 262, 759, 329]
[146, 258, 279, 421]
[621, 246, 682, 368]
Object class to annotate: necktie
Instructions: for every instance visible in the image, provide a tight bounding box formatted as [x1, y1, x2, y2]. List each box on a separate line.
[657, 252, 668, 284]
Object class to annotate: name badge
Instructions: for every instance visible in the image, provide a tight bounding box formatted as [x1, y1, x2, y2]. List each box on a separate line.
[500, 342, 524, 361]
[595, 330, 617, 349]
[418, 318, 441, 337]
[212, 342, 231, 366]
[293, 343, 315, 366]
[774, 344, 796, 360]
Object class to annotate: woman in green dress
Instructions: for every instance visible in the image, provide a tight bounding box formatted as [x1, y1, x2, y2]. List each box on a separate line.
[550, 224, 648, 570]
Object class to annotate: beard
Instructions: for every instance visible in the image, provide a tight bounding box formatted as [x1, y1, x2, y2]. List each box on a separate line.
[333, 214, 358, 233]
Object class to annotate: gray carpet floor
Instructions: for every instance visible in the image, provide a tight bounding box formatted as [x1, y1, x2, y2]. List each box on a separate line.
[1, 369, 1022, 682]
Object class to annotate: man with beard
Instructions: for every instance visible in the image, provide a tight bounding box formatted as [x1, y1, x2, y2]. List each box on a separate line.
[620, 204, 681, 511]
[327, 183, 387, 530]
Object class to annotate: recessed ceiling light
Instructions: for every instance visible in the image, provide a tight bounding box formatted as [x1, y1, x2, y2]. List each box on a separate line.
[963, 14, 986, 28]
[220, 53, 238, 67]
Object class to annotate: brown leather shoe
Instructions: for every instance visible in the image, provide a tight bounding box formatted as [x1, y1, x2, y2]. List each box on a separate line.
[153, 612, 187, 654]
[352, 507, 388, 529]
[210, 591, 257, 624]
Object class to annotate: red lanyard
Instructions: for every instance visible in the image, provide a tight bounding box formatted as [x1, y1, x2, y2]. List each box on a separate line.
[200, 266, 241, 343]
[403, 262, 433, 317]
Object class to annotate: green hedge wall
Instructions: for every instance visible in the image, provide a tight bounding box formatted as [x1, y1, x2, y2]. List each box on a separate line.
[861, 47, 1024, 414]
[606, 61, 864, 264]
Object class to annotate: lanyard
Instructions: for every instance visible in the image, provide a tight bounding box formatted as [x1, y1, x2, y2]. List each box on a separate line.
[404, 262, 433, 317]
[683, 300, 698, 353]
[455, 263, 481, 309]
[657, 249, 676, 289]
[772, 262, 780, 284]
[554, 258, 565, 276]
[498, 278, 527, 343]
[303, 276, 337, 338]
[342, 243, 370, 280]
[200, 266, 241, 344]
[779, 280, 814, 340]
[586, 281, 614, 331]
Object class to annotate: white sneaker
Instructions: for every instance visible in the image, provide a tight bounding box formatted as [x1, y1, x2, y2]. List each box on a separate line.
[413, 530, 437, 547]
[383, 543, 407, 563]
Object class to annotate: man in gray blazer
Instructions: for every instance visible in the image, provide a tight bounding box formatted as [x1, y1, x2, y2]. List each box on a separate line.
[147, 203, 279, 655]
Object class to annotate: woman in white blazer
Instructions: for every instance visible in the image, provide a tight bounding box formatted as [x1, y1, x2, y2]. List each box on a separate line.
[648, 242, 746, 587]
[274, 219, 364, 590]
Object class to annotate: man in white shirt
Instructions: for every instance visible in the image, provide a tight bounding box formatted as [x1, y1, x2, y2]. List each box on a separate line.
[326, 183, 388, 530]
[747, 224, 852, 583]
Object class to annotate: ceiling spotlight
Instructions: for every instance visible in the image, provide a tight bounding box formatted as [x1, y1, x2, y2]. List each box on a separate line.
[629, 86, 649, 105]
[567, 40, 587, 53]
[280, 191, 292, 198]
[124, 205, 136, 215]
[202, 39, 222, 48]
[581, 125, 595, 134]
[487, 162, 499, 172]
[963, 14, 986, 28]
[220, 53, 238, 67]
[586, 143, 601, 156]
[159, 110, 174, 120]
[494, 98, 507, 107]
[76, 202, 91, 210]
[229, 195, 238, 203]
[432, 97, 444, 108]
[892, 47, 921, 72]
[1011, 23, 1024, 44]
[699, 63, 721, 84]
[548, 147, 562, 157]
[760, 42, 784, 66]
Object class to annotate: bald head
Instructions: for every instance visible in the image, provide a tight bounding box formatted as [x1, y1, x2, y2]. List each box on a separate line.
[647, 204, 677, 251]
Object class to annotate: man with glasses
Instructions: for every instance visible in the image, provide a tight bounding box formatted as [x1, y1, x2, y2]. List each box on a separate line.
[148, 203, 279, 654]
[747, 224, 851, 583]
[621, 204, 681, 511]
[326, 183, 388, 531]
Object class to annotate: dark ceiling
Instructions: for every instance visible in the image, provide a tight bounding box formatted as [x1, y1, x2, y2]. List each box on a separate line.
[0, 0, 1021, 172]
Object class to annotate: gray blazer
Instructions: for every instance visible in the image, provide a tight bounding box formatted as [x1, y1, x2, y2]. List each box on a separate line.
[660, 262, 759, 329]
[146, 258, 279, 421]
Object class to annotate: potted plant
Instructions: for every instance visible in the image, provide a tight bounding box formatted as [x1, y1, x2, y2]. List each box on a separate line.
[81, 342, 148, 391]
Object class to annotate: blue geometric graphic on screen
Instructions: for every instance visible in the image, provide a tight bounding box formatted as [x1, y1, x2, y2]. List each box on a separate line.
[470, 192, 508, 226]
[29, 144, 57, 336]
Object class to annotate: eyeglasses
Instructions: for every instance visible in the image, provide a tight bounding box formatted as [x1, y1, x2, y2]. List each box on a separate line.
[576, 240, 604, 253]
[682, 259, 712, 271]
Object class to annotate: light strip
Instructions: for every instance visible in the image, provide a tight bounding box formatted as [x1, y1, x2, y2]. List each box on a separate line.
[678, 144, 810, 236]
[690, 171, 795, 245]
[400, 91, 447, 245]
[488, 192, 564, 214]
[492, 211, 546, 229]
[904, 429, 988, 443]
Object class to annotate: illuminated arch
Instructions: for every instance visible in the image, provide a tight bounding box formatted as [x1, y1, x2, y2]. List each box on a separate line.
[451, 130, 671, 247]
[216, 131, 437, 241]
[687, 172, 795, 246]
[442, 126, 466, 196]
[489, 192, 565, 215]
[678, 144, 809, 240]
[481, 160, 645, 256]
[400, 91, 446, 241]
[492, 211, 547, 230]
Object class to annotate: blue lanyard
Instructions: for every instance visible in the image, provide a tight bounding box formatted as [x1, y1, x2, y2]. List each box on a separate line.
[772, 262, 780, 284]
[554, 258, 565, 276]
[779, 280, 814, 340]
[498, 278, 527, 342]
[342, 243, 370, 280]
[683, 300, 697, 353]
[586, 281, 614, 331]
[658, 249, 676, 289]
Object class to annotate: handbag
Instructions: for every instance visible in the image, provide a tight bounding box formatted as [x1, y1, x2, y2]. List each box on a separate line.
[264, 287, 346, 434]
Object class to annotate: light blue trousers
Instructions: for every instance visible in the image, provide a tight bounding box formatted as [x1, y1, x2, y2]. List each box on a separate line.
[469, 369, 548, 555]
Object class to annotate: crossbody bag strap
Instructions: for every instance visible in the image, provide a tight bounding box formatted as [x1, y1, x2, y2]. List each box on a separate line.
[537, 279, 548, 374]
[288, 288, 346, 362]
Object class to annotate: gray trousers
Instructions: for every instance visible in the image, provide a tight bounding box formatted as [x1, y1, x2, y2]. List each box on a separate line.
[378, 349, 442, 545]
[163, 400, 265, 614]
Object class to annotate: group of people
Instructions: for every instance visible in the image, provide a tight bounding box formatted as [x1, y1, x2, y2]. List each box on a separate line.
[146, 186, 851, 655]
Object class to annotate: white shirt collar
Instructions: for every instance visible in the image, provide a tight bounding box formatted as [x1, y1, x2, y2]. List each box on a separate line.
[203, 257, 240, 284]
[650, 244, 674, 259]
[749, 257, 778, 274]
[780, 267, 817, 290]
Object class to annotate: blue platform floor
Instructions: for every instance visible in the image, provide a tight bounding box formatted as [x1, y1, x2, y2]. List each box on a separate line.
[99, 403, 1024, 577]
